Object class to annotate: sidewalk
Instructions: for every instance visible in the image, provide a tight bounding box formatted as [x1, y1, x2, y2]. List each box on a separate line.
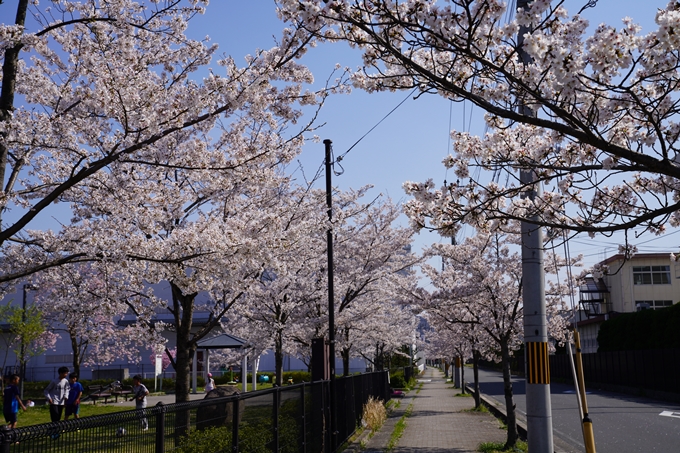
[112, 391, 206, 407]
[358, 367, 507, 453]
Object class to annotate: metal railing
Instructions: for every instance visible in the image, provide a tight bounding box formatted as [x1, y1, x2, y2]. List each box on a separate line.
[0, 370, 389, 453]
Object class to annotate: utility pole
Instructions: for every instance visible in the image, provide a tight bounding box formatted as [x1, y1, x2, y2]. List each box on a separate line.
[516, 1, 553, 451]
[324, 139, 337, 452]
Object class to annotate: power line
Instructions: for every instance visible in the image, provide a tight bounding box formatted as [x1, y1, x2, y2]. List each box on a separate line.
[334, 87, 418, 165]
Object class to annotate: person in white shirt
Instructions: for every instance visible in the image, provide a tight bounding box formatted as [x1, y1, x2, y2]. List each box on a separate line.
[44, 366, 70, 423]
[205, 373, 215, 392]
[132, 375, 149, 430]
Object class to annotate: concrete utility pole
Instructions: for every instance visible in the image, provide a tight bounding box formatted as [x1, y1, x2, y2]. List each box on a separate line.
[516, 1, 553, 451]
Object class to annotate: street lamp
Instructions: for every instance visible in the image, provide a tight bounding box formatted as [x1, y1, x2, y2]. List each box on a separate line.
[20, 283, 38, 399]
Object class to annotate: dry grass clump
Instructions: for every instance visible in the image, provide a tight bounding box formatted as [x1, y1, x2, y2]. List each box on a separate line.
[362, 396, 387, 432]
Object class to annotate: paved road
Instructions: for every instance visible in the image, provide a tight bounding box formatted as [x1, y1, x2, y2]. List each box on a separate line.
[475, 368, 680, 453]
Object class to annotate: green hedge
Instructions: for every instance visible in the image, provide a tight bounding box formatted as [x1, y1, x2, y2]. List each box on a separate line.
[389, 369, 416, 389]
[597, 303, 680, 351]
[215, 371, 311, 385]
[178, 398, 302, 453]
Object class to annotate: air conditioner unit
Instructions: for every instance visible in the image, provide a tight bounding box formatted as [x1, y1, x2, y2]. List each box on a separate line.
[636, 302, 650, 311]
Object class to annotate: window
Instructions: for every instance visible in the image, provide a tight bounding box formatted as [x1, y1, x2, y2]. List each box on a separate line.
[45, 354, 73, 364]
[636, 300, 673, 310]
[633, 266, 670, 285]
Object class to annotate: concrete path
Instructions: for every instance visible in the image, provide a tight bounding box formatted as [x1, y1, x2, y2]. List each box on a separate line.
[361, 367, 507, 453]
[112, 391, 206, 407]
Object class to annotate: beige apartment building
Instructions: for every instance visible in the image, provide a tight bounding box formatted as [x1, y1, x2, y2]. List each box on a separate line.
[577, 253, 680, 353]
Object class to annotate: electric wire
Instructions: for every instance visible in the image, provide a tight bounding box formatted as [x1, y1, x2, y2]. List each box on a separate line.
[314, 87, 419, 178]
[333, 87, 418, 166]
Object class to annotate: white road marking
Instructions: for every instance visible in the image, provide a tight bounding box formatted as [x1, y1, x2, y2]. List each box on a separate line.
[659, 411, 680, 419]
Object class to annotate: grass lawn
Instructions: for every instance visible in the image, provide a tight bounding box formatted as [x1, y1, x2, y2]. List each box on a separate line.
[16, 403, 128, 427]
[16, 383, 274, 427]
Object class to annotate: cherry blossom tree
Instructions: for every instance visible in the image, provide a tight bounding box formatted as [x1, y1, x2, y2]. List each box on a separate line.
[230, 187, 420, 380]
[1, 0, 346, 410]
[335, 291, 417, 375]
[150, 348, 175, 371]
[227, 186, 329, 386]
[0, 0, 341, 288]
[33, 263, 159, 378]
[330, 191, 421, 375]
[278, 0, 680, 249]
[421, 232, 572, 449]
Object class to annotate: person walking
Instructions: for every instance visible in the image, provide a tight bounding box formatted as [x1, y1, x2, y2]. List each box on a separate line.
[204, 373, 215, 392]
[64, 373, 83, 420]
[44, 366, 69, 439]
[44, 366, 70, 423]
[3, 374, 26, 428]
[132, 375, 149, 430]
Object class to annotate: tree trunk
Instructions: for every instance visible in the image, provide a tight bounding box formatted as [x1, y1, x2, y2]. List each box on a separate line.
[0, 0, 29, 229]
[275, 330, 284, 386]
[460, 356, 466, 394]
[174, 332, 194, 403]
[501, 339, 519, 449]
[376, 343, 385, 371]
[170, 283, 197, 445]
[472, 350, 481, 409]
[170, 283, 197, 403]
[70, 332, 82, 378]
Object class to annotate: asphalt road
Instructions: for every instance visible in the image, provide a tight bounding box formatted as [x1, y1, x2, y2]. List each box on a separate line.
[474, 367, 680, 453]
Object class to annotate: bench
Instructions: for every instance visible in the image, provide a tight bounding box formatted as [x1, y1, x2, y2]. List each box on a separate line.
[111, 384, 133, 402]
[87, 385, 112, 404]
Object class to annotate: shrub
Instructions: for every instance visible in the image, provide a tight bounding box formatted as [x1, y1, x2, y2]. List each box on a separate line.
[598, 303, 680, 351]
[390, 371, 406, 389]
[362, 396, 386, 432]
[178, 426, 232, 453]
[178, 401, 301, 453]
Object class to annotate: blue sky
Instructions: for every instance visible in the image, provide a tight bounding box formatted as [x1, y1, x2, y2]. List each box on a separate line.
[4, 0, 678, 271]
[200, 0, 677, 269]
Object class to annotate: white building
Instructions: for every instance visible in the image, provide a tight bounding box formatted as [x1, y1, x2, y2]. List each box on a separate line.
[577, 252, 679, 353]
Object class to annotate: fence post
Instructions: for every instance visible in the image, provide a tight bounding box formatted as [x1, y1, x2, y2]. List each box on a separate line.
[0, 425, 12, 453]
[301, 383, 307, 453]
[273, 386, 280, 453]
[232, 398, 240, 453]
[155, 402, 166, 453]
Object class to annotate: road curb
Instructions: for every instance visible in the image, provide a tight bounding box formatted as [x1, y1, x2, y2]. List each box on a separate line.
[465, 385, 528, 440]
[465, 385, 572, 453]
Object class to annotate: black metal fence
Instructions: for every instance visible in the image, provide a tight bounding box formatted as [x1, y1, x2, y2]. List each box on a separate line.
[0, 371, 389, 453]
[549, 349, 680, 394]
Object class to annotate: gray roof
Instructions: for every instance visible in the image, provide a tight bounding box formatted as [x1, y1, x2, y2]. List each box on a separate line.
[196, 333, 247, 349]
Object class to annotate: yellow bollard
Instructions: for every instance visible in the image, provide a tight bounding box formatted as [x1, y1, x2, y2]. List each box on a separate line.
[574, 331, 596, 453]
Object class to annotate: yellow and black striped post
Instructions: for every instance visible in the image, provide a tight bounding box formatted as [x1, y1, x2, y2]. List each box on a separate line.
[526, 341, 550, 385]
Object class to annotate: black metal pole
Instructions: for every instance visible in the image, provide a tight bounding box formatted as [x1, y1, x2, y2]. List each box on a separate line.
[20, 284, 27, 400]
[324, 138, 337, 451]
[154, 402, 166, 453]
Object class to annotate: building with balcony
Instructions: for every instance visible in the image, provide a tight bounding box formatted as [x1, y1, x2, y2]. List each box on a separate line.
[577, 253, 680, 353]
